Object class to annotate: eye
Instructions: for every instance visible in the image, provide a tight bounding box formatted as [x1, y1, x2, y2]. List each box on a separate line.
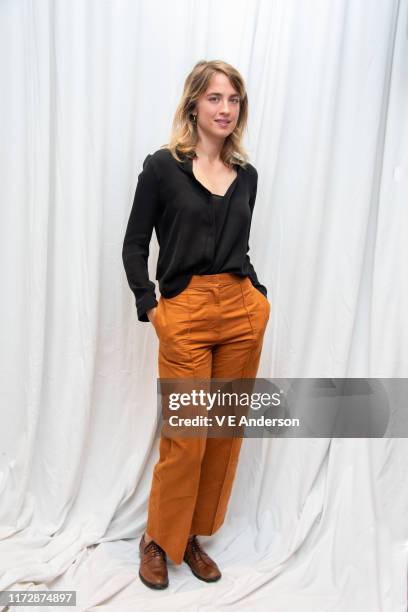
[209, 97, 240, 103]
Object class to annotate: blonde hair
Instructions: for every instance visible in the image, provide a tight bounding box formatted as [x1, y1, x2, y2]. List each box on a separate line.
[160, 60, 250, 168]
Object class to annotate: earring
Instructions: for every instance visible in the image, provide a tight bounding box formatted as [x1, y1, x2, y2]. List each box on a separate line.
[191, 114, 197, 123]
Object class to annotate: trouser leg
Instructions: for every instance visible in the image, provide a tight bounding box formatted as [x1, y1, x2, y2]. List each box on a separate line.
[146, 293, 214, 565]
[190, 279, 270, 534]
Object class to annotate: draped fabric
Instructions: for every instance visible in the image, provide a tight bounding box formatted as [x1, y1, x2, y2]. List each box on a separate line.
[0, 0, 407, 610]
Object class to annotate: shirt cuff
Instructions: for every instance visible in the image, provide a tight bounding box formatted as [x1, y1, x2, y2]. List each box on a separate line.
[137, 294, 158, 322]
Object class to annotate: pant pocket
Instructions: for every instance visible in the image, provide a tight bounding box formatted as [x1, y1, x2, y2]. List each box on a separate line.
[251, 282, 270, 309]
[258, 289, 271, 313]
[157, 293, 191, 344]
[153, 297, 164, 337]
[245, 280, 270, 335]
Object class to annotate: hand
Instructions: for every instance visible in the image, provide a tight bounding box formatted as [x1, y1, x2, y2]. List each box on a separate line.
[146, 306, 158, 327]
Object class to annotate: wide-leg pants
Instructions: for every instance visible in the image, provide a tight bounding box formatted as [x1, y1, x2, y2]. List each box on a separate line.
[146, 273, 270, 565]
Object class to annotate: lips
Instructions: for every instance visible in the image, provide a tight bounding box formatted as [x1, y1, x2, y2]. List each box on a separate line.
[215, 120, 230, 126]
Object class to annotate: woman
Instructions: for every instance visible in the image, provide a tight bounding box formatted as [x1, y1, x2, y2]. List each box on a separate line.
[122, 59, 270, 589]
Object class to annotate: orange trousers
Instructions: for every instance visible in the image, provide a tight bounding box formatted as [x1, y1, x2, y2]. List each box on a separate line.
[146, 273, 270, 564]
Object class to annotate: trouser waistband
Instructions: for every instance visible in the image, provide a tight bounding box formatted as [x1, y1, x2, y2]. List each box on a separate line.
[188, 273, 246, 288]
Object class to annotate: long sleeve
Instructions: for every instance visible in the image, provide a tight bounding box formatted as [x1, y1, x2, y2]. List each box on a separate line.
[122, 154, 160, 322]
[245, 169, 268, 297]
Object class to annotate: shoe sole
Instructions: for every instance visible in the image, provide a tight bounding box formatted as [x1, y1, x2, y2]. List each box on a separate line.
[184, 560, 222, 583]
[139, 569, 169, 590]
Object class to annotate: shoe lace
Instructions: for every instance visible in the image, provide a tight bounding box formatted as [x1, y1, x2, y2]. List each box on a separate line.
[145, 540, 166, 558]
[189, 536, 206, 559]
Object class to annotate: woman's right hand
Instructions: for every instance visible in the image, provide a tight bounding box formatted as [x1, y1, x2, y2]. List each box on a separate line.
[146, 306, 158, 329]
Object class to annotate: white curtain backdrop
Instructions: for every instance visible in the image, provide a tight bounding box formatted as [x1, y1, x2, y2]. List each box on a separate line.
[0, 0, 407, 610]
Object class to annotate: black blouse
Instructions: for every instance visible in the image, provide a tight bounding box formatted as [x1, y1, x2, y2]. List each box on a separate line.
[122, 147, 267, 322]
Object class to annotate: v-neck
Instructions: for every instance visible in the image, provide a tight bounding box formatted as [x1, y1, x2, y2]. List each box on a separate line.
[187, 157, 240, 198]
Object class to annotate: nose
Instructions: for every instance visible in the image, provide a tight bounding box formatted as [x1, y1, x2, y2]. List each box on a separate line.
[219, 102, 232, 117]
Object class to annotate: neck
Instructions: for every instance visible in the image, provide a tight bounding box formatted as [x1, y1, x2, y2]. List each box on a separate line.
[194, 132, 225, 164]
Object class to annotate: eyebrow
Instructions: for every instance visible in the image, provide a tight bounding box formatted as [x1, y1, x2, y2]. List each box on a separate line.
[207, 92, 240, 97]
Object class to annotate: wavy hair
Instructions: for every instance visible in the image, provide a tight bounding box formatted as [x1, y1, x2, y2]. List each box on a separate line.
[160, 60, 250, 168]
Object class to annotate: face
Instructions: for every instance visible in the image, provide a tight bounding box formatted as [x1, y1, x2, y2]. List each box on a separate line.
[193, 72, 241, 140]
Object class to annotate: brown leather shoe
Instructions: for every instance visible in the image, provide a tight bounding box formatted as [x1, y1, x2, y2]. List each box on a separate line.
[139, 533, 169, 589]
[183, 535, 221, 582]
